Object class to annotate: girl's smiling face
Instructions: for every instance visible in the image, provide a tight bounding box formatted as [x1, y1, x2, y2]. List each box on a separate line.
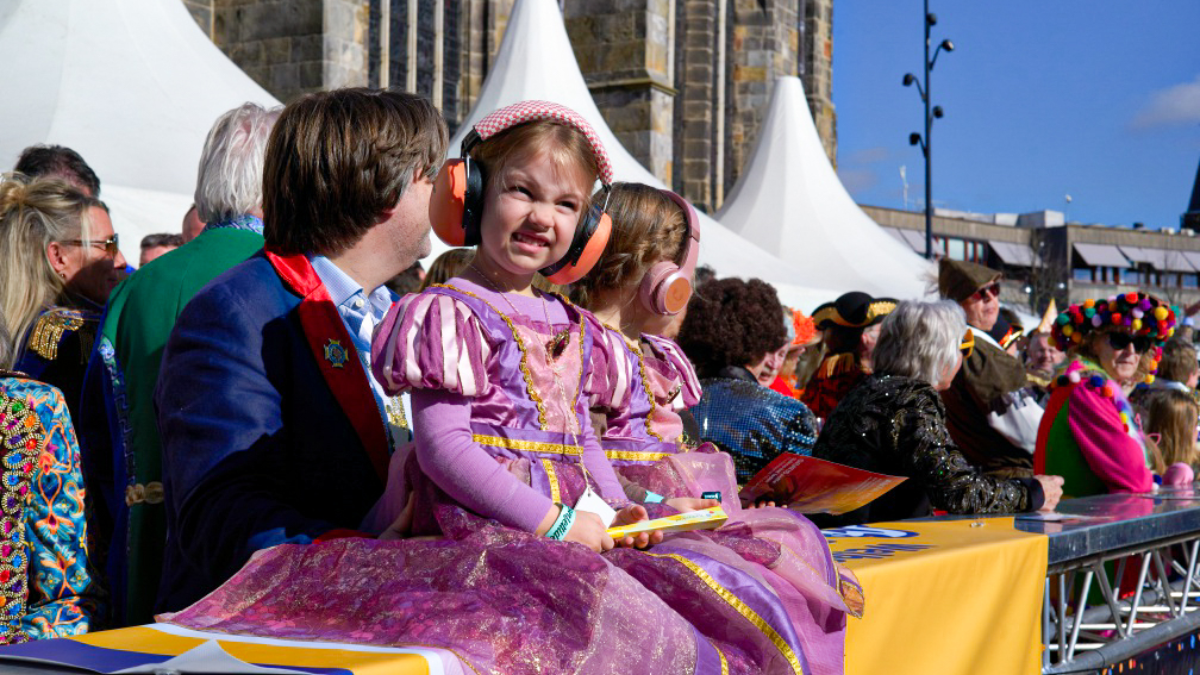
[476, 147, 591, 282]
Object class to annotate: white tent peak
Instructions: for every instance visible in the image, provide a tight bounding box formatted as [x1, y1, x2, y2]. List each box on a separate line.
[441, 0, 841, 310]
[717, 76, 930, 300]
[0, 0, 280, 260]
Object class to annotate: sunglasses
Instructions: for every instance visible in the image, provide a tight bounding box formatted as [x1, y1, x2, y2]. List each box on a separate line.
[1106, 332, 1155, 354]
[970, 282, 1000, 301]
[960, 329, 975, 358]
[62, 234, 120, 258]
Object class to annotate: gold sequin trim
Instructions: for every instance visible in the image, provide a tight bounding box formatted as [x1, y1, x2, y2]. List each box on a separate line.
[541, 459, 561, 503]
[642, 552, 805, 675]
[708, 638, 730, 675]
[28, 309, 85, 361]
[472, 434, 583, 456]
[436, 284, 549, 430]
[124, 482, 165, 506]
[604, 449, 672, 462]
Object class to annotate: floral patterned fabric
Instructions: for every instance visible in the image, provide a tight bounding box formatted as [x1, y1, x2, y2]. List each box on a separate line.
[0, 375, 96, 641]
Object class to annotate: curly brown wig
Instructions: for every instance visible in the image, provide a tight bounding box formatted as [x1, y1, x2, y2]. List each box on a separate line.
[676, 277, 787, 378]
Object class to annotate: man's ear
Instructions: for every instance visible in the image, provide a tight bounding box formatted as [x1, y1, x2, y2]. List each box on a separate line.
[45, 241, 70, 277]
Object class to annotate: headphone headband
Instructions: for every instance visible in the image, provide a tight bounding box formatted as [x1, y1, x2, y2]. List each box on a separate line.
[471, 101, 614, 185]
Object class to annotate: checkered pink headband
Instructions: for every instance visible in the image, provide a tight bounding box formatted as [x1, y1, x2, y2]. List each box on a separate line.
[463, 100, 614, 186]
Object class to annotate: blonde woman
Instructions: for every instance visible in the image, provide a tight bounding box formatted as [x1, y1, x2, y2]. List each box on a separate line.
[0, 174, 126, 419]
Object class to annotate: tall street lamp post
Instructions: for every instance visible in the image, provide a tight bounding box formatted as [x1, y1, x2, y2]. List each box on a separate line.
[904, 0, 953, 260]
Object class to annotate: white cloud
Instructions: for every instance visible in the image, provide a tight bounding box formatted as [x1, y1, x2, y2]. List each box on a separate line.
[1131, 75, 1200, 130]
[843, 146, 890, 165]
[837, 167, 878, 195]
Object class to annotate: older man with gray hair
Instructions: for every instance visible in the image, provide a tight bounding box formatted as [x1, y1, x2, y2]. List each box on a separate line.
[80, 101, 282, 627]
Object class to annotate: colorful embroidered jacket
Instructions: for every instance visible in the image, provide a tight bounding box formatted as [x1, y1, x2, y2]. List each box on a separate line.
[1034, 359, 1154, 498]
[0, 375, 97, 642]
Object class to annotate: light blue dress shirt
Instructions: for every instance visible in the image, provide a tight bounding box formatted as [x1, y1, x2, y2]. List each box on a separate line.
[309, 255, 412, 445]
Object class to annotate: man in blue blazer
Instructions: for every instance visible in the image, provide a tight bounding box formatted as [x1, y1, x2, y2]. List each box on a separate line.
[154, 89, 447, 612]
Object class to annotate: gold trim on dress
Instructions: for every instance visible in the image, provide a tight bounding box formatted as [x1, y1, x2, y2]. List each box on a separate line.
[602, 322, 666, 443]
[472, 434, 583, 456]
[436, 284, 551, 429]
[708, 638, 730, 675]
[642, 552, 805, 675]
[541, 458, 562, 503]
[604, 449, 672, 462]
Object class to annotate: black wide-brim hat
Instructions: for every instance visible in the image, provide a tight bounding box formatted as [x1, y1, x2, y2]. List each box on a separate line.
[812, 291, 899, 330]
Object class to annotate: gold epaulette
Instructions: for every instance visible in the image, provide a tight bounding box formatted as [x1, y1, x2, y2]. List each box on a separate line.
[27, 308, 93, 362]
[1026, 372, 1051, 389]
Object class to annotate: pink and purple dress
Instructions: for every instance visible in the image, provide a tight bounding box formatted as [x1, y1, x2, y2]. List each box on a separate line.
[588, 323, 864, 675]
[160, 280, 850, 675]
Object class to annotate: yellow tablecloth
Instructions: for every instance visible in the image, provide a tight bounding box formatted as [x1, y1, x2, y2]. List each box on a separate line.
[826, 518, 1048, 675]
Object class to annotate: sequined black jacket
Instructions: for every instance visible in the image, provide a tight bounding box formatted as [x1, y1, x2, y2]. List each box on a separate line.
[812, 373, 1043, 525]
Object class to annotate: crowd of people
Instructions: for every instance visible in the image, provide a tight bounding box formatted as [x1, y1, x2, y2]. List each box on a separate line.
[0, 86, 1194, 675]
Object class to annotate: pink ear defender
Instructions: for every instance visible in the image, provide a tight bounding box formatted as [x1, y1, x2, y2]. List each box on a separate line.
[638, 190, 700, 316]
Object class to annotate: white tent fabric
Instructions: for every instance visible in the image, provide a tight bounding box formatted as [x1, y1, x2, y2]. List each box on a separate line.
[428, 0, 840, 311]
[0, 0, 280, 262]
[717, 77, 931, 300]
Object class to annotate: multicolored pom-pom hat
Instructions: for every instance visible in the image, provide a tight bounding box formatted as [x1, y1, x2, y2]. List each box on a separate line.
[1048, 291, 1177, 358]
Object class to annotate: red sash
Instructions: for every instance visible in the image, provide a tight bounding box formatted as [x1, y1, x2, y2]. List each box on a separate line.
[266, 250, 389, 483]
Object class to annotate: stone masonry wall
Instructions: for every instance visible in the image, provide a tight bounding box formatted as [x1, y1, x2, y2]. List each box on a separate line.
[804, 0, 836, 165]
[565, 0, 675, 185]
[725, 0, 800, 198]
[210, 0, 366, 104]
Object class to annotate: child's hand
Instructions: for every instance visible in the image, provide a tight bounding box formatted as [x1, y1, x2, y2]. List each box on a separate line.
[612, 504, 663, 549]
[565, 510, 615, 552]
[664, 497, 721, 513]
[378, 492, 416, 541]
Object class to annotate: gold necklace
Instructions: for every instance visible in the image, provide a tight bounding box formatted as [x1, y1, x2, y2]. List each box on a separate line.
[469, 264, 571, 359]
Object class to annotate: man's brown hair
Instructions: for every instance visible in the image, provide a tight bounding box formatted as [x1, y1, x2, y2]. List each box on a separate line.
[263, 88, 448, 256]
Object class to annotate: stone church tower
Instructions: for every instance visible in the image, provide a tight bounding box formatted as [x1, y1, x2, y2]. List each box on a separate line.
[180, 0, 836, 214]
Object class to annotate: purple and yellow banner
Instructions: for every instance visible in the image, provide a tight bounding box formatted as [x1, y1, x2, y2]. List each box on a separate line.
[0, 624, 462, 675]
[825, 518, 1048, 675]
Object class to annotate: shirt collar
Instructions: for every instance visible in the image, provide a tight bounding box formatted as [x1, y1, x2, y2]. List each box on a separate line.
[308, 255, 396, 313]
[202, 214, 264, 235]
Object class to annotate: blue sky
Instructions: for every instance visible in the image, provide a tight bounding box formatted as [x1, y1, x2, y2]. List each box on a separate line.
[833, 1, 1200, 229]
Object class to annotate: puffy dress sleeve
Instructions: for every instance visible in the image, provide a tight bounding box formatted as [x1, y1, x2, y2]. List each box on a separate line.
[582, 316, 634, 412]
[371, 291, 492, 397]
[643, 335, 703, 408]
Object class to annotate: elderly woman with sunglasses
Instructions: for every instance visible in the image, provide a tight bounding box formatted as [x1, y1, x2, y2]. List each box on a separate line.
[0, 174, 127, 424]
[812, 300, 1063, 525]
[1034, 293, 1177, 497]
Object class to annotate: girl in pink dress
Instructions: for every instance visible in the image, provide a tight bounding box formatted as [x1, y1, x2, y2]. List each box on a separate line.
[575, 182, 863, 674]
[163, 103, 845, 675]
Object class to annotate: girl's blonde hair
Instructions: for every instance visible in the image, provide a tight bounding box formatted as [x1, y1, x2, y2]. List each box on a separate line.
[471, 119, 601, 205]
[1146, 390, 1200, 470]
[0, 173, 101, 359]
[571, 182, 688, 310]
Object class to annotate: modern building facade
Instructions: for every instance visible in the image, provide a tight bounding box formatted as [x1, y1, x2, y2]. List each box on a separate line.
[866, 204, 1200, 314]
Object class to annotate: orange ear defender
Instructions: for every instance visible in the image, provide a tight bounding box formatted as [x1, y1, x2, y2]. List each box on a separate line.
[427, 101, 616, 283]
[430, 131, 485, 247]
